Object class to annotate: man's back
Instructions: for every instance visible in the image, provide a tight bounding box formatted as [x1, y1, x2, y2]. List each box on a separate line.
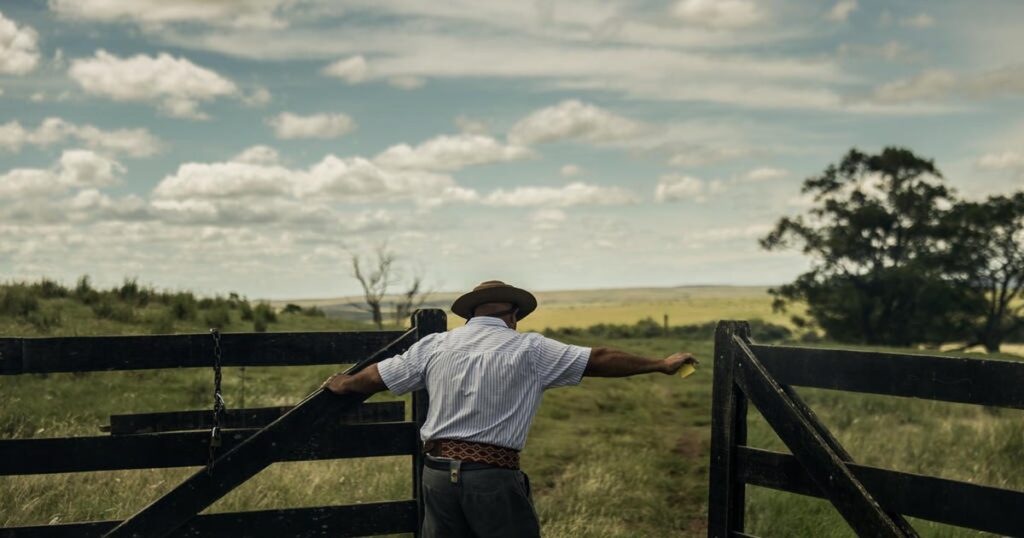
[379, 315, 590, 450]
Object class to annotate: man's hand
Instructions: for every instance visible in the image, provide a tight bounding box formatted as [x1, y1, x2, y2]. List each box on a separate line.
[321, 373, 353, 395]
[661, 352, 699, 375]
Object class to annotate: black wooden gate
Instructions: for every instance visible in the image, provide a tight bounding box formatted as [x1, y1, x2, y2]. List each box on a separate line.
[708, 320, 1024, 537]
[0, 309, 447, 537]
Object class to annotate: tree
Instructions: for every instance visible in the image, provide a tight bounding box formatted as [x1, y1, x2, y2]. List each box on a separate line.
[392, 271, 430, 328]
[761, 147, 974, 346]
[349, 243, 431, 329]
[350, 244, 395, 330]
[943, 192, 1024, 352]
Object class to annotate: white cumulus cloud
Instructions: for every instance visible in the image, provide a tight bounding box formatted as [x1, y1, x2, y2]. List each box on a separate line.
[0, 11, 40, 75]
[374, 134, 532, 172]
[744, 167, 788, 181]
[0, 117, 162, 157]
[655, 174, 715, 203]
[322, 55, 369, 84]
[977, 151, 1024, 170]
[826, 0, 858, 22]
[0, 149, 123, 198]
[68, 50, 239, 119]
[560, 164, 582, 177]
[509, 100, 646, 145]
[267, 112, 356, 139]
[671, 0, 761, 29]
[483, 182, 639, 207]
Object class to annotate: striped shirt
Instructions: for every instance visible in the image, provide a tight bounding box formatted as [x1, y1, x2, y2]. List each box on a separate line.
[377, 315, 591, 450]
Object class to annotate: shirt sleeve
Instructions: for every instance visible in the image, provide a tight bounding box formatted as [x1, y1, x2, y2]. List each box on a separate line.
[528, 333, 591, 389]
[376, 333, 439, 396]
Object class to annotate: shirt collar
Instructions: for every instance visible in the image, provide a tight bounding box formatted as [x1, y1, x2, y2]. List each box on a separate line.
[466, 316, 512, 328]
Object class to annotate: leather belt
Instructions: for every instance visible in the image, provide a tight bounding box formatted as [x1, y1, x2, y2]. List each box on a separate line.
[423, 439, 521, 470]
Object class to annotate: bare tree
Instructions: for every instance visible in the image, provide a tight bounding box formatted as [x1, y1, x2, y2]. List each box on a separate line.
[350, 244, 395, 329]
[393, 271, 431, 327]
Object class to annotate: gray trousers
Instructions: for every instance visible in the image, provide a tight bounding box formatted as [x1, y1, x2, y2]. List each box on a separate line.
[421, 465, 541, 538]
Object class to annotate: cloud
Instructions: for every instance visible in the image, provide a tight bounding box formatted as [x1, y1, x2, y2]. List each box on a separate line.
[68, 50, 239, 119]
[671, 0, 761, 29]
[267, 112, 356, 139]
[322, 55, 369, 84]
[49, 0, 290, 29]
[153, 151, 457, 205]
[243, 87, 272, 106]
[977, 151, 1024, 171]
[508, 99, 646, 145]
[374, 134, 532, 172]
[0, 117, 162, 157]
[0, 11, 40, 75]
[654, 174, 725, 203]
[0, 149, 123, 198]
[529, 208, 567, 231]
[560, 164, 582, 177]
[667, 145, 751, 167]
[455, 116, 488, 135]
[901, 13, 935, 28]
[233, 145, 280, 165]
[826, 0, 857, 22]
[837, 41, 916, 63]
[743, 167, 788, 181]
[388, 75, 425, 90]
[483, 182, 639, 207]
[873, 65, 1024, 103]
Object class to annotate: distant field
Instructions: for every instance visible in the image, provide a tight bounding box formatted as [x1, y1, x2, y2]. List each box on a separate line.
[276, 285, 796, 332]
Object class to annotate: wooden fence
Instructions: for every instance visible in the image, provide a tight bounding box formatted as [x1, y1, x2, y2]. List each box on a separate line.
[708, 320, 1024, 538]
[0, 309, 448, 537]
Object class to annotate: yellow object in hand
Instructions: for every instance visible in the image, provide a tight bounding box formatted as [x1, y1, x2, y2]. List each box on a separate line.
[678, 363, 697, 379]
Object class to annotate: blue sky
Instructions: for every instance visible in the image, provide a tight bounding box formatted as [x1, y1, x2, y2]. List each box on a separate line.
[0, 0, 1022, 299]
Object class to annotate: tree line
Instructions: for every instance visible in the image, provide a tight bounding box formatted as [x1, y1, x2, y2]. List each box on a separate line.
[763, 147, 1024, 352]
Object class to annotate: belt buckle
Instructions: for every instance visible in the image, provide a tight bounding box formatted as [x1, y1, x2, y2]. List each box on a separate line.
[449, 460, 461, 484]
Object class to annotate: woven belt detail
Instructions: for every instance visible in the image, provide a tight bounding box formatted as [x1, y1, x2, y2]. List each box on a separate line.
[425, 439, 520, 470]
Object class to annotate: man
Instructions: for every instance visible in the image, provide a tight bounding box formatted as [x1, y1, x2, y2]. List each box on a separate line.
[323, 280, 698, 537]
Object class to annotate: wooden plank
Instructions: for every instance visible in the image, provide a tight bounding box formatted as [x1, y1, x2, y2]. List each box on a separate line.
[411, 308, 446, 537]
[0, 501, 417, 537]
[750, 344, 1024, 409]
[707, 321, 749, 538]
[0, 330, 407, 375]
[778, 384, 918, 537]
[0, 422, 416, 476]
[102, 324, 422, 538]
[731, 336, 905, 537]
[107, 401, 405, 434]
[737, 447, 1024, 537]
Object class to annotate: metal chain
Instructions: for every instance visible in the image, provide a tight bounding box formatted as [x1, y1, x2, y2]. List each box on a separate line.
[207, 328, 226, 474]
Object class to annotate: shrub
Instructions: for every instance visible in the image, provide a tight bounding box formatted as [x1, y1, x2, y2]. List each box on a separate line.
[91, 298, 136, 323]
[303, 305, 326, 317]
[283, 303, 303, 314]
[149, 313, 175, 335]
[0, 284, 39, 317]
[253, 318, 268, 333]
[169, 293, 198, 321]
[74, 275, 100, 305]
[118, 277, 151, 307]
[253, 302, 277, 324]
[239, 301, 254, 321]
[203, 307, 231, 329]
[35, 278, 68, 299]
[27, 305, 62, 331]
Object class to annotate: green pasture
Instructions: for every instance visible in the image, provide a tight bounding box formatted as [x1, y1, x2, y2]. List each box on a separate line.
[1, 284, 1021, 537]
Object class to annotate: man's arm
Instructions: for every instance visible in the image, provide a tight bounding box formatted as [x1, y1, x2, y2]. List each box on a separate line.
[584, 348, 698, 378]
[322, 364, 388, 395]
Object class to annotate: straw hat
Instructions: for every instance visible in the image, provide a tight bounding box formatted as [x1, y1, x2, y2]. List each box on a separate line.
[451, 280, 537, 320]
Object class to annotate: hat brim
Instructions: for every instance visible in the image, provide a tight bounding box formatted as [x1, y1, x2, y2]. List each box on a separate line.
[451, 286, 537, 321]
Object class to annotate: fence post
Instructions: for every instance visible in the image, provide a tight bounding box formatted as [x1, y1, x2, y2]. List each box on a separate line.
[708, 320, 750, 538]
[411, 309, 446, 536]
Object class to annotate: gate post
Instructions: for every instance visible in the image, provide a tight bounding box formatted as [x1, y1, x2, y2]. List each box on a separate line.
[708, 321, 750, 538]
[411, 309, 447, 536]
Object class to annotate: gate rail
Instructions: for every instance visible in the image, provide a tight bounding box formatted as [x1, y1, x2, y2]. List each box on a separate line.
[708, 320, 1024, 538]
[0, 309, 447, 537]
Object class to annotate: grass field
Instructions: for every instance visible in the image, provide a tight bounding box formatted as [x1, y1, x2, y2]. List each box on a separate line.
[2, 283, 1022, 536]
